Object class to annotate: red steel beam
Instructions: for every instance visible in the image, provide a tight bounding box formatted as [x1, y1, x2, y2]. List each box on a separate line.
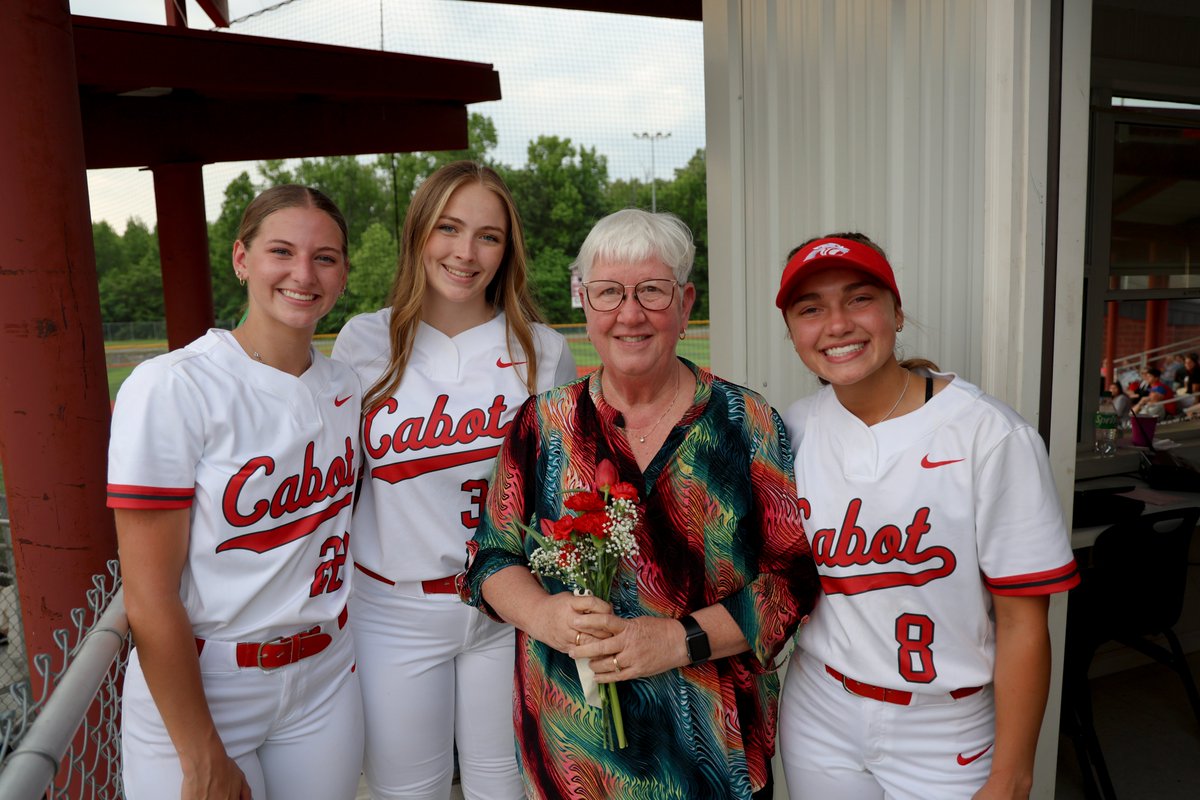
[81, 97, 468, 169]
[154, 164, 215, 349]
[0, 0, 118, 691]
[72, 16, 501, 103]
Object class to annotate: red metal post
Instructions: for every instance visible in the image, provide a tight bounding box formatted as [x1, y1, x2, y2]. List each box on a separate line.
[153, 164, 216, 349]
[0, 1, 118, 683]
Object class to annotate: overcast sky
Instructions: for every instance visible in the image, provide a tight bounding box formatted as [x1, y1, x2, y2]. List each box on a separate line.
[70, 0, 705, 232]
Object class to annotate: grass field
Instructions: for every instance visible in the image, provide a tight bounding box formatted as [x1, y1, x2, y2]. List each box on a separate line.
[103, 325, 710, 400]
[0, 330, 710, 498]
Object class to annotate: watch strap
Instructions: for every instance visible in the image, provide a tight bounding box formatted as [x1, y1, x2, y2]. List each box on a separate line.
[679, 614, 711, 664]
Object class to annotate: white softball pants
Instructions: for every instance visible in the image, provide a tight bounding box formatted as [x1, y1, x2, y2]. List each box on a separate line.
[349, 571, 522, 800]
[122, 618, 364, 800]
[779, 650, 995, 800]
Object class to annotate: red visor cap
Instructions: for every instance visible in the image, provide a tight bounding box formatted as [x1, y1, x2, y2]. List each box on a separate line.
[775, 237, 901, 311]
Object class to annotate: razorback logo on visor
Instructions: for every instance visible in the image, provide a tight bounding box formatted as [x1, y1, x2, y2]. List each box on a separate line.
[797, 497, 956, 595]
[805, 242, 850, 261]
[363, 394, 511, 484]
[217, 437, 356, 554]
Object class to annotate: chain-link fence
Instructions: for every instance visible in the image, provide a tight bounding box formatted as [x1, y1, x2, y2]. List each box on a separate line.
[102, 320, 238, 342]
[0, 496, 28, 711]
[0, 560, 127, 799]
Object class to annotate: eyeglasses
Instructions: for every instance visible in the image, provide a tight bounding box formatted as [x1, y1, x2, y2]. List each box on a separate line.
[582, 279, 679, 312]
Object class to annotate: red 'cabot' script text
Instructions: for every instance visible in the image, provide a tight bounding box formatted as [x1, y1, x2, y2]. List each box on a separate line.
[216, 437, 356, 554]
[798, 497, 956, 595]
[364, 394, 510, 460]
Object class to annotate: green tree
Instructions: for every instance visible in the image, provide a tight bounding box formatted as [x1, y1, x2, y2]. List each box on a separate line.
[288, 156, 391, 247]
[328, 221, 398, 333]
[92, 220, 128, 280]
[99, 227, 162, 323]
[121, 218, 156, 268]
[209, 171, 257, 324]
[654, 149, 708, 319]
[507, 136, 609, 257]
[503, 136, 609, 322]
[527, 247, 575, 324]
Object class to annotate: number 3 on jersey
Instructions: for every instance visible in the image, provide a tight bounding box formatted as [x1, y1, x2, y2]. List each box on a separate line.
[895, 612, 937, 683]
[461, 479, 489, 529]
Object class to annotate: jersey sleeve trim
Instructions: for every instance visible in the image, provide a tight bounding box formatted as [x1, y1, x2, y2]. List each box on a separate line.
[984, 560, 1080, 596]
[106, 483, 194, 509]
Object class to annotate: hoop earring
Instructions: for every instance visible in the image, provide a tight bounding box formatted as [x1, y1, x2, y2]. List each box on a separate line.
[679, 330, 686, 341]
[238, 275, 246, 287]
[896, 325, 903, 333]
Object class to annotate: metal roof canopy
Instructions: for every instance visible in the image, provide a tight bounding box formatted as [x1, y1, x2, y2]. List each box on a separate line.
[73, 15, 502, 169]
[471, 0, 700, 20]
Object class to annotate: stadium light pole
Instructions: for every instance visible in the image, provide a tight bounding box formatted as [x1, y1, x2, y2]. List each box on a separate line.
[633, 131, 671, 212]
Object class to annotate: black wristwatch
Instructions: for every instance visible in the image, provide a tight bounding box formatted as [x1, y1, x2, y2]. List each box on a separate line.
[679, 614, 710, 664]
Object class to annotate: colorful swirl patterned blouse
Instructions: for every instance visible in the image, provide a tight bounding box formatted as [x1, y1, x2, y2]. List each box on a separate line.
[463, 360, 820, 800]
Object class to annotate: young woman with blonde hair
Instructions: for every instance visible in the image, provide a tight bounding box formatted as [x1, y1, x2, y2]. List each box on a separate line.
[111, 185, 363, 800]
[333, 160, 576, 800]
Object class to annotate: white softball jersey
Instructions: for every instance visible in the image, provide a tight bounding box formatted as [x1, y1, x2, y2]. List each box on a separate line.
[107, 328, 362, 642]
[332, 309, 576, 583]
[783, 370, 1079, 694]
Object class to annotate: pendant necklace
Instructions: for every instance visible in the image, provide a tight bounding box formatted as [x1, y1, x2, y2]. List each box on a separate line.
[631, 366, 682, 444]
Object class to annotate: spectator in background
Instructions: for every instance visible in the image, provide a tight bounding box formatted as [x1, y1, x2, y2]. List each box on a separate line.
[1110, 380, 1132, 425]
[1133, 366, 1178, 417]
[1165, 354, 1188, 388]
[1185, 353, 1200, 396]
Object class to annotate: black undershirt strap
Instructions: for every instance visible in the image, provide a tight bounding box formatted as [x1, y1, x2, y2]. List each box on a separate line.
[925, 376, 934, 403]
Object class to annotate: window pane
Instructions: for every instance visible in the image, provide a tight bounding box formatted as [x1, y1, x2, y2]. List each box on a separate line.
[1108, 121, 1200, 290]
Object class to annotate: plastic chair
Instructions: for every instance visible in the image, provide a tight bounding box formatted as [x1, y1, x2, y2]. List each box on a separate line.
[1062, 506, 1200, 800]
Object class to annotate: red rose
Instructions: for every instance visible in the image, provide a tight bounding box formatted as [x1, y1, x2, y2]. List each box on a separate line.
[573, 511, 609, 538]
[565, 491, 606, 513]
[610, 482, 639, 502]
[551, 516, 576, 541]
[594, 459, 619, 492]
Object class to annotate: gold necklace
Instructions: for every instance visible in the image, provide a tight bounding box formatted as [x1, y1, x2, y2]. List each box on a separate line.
[235, 328, 307, 371]
[629, 367, 682, 444]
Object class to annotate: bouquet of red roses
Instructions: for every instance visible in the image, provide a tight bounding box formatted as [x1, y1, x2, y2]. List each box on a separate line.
[526, 458, 639, 750]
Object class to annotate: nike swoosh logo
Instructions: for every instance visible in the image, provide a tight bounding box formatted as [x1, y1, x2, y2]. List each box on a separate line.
[334, 395, 353, 407]
[956, 744, 992, 766]
[921, 454, 964, 469]
[496, 357, 527, 369]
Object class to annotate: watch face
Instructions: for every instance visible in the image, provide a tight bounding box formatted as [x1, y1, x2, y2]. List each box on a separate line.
[680, 614, 710, 663]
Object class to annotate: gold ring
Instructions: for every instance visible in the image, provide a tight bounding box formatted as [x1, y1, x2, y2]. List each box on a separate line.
[612, 656, 621, 671]
[575, 631, 582, 646]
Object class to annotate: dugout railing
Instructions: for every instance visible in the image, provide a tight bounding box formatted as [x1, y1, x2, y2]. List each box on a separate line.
[0, 561, 127, 799]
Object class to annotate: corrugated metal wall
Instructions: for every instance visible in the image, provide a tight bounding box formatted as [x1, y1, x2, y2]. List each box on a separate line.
[712, 0, 1006, 412]
[703, 3, 1092, 796]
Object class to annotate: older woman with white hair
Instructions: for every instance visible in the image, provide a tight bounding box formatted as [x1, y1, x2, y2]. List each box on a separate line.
[461, 208, 819, 799]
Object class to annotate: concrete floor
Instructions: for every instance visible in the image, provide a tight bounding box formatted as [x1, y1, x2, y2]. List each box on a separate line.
[349, 651, 1200, 800]
[1055, 650, 1200, 799]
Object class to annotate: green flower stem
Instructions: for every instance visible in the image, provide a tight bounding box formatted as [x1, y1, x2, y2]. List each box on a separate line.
[605, 682, 627, 749]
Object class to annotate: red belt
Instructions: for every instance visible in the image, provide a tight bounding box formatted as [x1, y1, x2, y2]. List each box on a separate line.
[825, 665, 982, 706]
[354, 562, 463, 594]
[195, 607, 348, 670]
